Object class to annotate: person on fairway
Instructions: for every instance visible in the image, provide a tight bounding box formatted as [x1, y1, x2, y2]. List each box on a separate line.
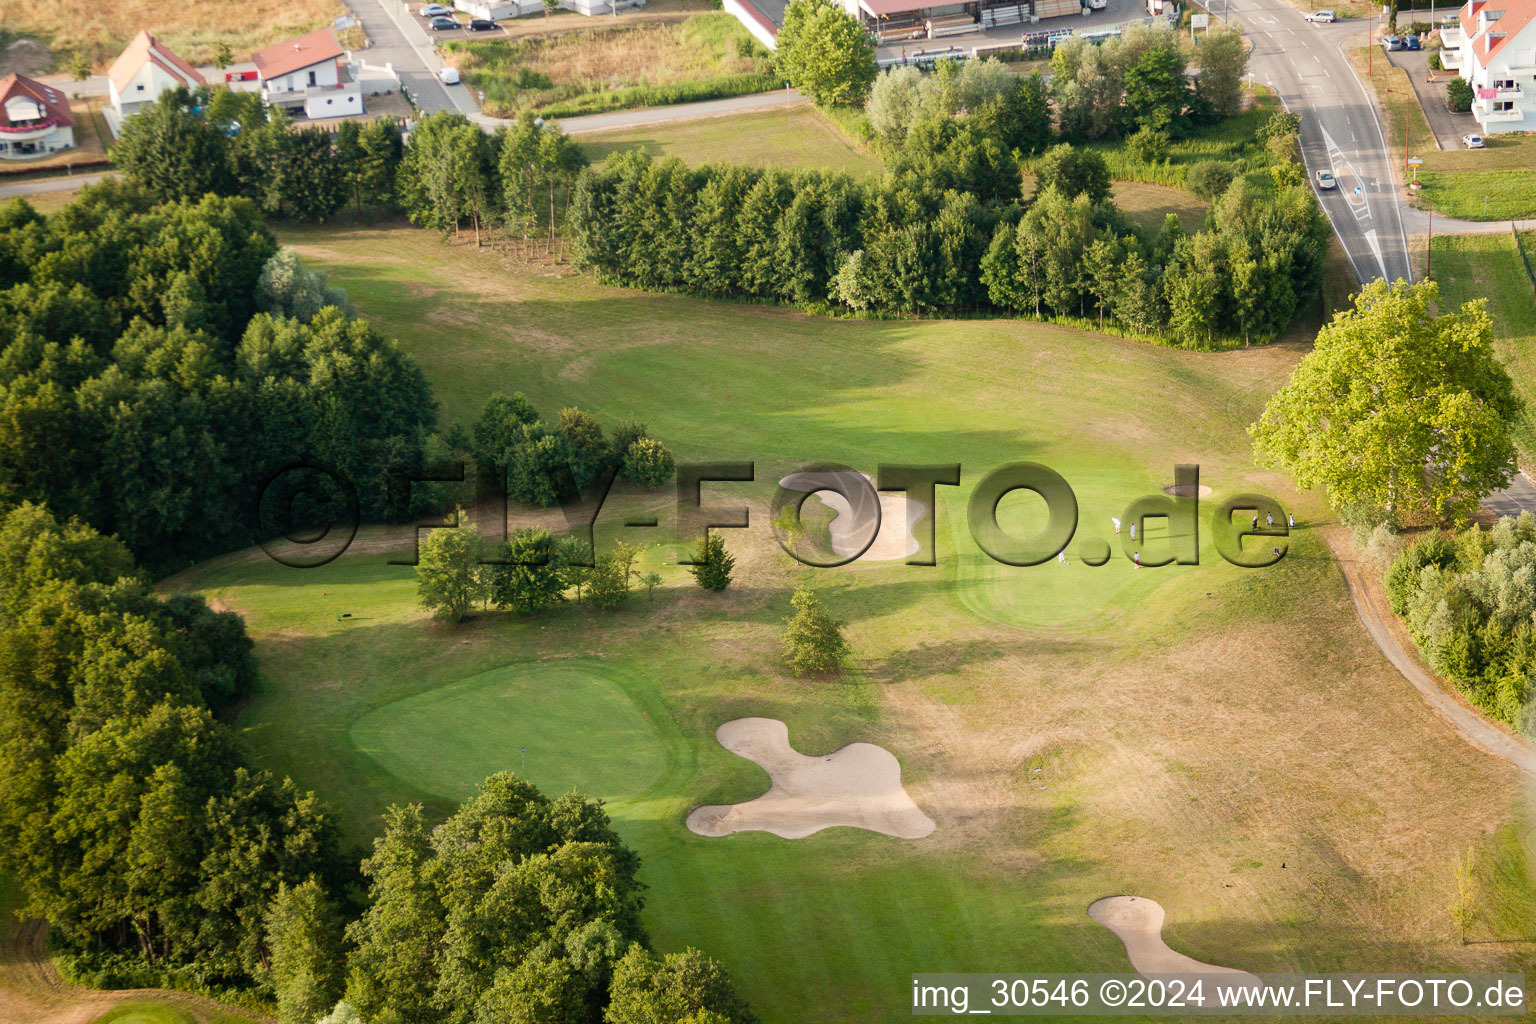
[1129, 522, 1137, 541]
[1266, 511, 1275, 528]
[1251, 514, 1259, 531]
[1288, 513, 1295, 529]
[1112, 517, 1122, 534]
[1133, 552, 1140, 569]
[1057, 549, 1069, 566]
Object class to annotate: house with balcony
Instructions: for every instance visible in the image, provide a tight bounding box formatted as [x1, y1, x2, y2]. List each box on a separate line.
[0, 73, 74, 159]
[1440, 0, 1536, 132]
[251, 28, 362, 120]
[107, 31, 206, 120]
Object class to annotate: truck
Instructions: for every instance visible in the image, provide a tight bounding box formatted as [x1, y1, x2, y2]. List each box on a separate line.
[1146, 0, 1168, 14]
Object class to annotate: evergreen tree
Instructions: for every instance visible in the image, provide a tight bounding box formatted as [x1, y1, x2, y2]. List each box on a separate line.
[689, 534, 735, 591]
[780, 586, 850, 675]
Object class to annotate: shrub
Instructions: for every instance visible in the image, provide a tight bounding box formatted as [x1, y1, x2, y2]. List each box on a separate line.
[1428, 50, 1443, 71]
[1127, 125, 1171, 164]
[1362, 522, 1407, 570]
[622, 437, 676, 487]
[1185, 160, 1236, 200]
[1447, 77, 1473, 112]
[781, 586, 850, 675]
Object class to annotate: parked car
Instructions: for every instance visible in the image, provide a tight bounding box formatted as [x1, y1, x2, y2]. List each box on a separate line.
[1315, 168, 1337, 189]
[1381, 34, 1404, 50]
[1305, 9, 1336, 21]
[430, 15, 460, 30]
[418, 3, 453, 15]
[1402, 32, 1421, 48]
[1462, 133, 1485, 148]
[467, 17, 499, 29]
[1087, 0, 1107, 9]
[438, 66, 461, 84]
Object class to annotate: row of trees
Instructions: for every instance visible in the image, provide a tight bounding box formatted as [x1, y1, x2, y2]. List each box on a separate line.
[567, 145, 1329, 345]
[0, 185, 438, 568]
[112, 88, 403, 221]
[417, 522, 732, 623]
[113, 89, 587, 246]
[1385, 515, 1536, 732]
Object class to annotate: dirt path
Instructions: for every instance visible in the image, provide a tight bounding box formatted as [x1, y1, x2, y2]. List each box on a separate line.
[0, 909, 274, 1024]
[1323, 528, 1536, 777]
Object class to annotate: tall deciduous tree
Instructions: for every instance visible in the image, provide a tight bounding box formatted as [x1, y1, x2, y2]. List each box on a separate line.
[416, 513, 487, 621]
[267, 879, 346, 1024]
[774, 0, 877, 107]
[1250, 280, 1522, 524]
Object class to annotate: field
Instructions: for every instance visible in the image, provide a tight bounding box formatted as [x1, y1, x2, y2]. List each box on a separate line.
[444, 13, 777, 118]
[152, 219, 1536, 1023]
[0, 0, 346, 68]
[578, 107, 883, 179]
[1351, 47, 1536, 220]
[1428, 231, 1536, 462]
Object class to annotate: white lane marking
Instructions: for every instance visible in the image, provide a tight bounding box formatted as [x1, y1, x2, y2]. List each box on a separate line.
[1363, 228, 1389, 279]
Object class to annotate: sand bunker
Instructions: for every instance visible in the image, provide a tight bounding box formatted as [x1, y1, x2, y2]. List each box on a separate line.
[778, 470, 924, 562]
[686, 717, 936, 839]
[1163, 484, 1214, 498]
[1088, 896, 1258, 981]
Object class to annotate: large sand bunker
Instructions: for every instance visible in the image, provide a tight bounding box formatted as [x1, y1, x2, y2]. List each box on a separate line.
[1088, 896, 1258, 981]
[778, 470, 924, 562]
[686, 717, 936, 839]
[1162, 483, 1213, 498]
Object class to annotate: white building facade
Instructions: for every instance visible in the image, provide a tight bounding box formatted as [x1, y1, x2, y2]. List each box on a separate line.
[0, 74, 74, 159]
[1441, 0, 1536, 133]
[251, 28, 363, 119]
[107, 32, 206, 119]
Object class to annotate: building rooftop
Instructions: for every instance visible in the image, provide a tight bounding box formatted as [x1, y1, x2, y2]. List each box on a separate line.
[251, 27, 345, 80]
[107, 31, 206, 96]
[0, 73, 74, 128]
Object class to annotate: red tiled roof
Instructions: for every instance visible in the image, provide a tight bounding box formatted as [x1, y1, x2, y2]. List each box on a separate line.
[107, 31, 207, 95]
[251, 28, 343, 80]
[0, 73, 74, 128]
[1459, 0, 1536, 65]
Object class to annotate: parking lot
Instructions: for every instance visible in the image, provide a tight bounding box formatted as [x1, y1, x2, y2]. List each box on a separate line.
[414, 7, 510, 41]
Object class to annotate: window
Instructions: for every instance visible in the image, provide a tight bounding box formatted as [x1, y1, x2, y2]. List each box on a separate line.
[307, 70, 317, 86]
[136, 83, 145, 91]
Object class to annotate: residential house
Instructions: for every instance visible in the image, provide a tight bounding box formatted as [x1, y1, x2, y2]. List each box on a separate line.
[107, 31, 207, 119]
[251, 28, 362, 119]
[1440, 0, 1536, 133]
[0, 73, 74, 159]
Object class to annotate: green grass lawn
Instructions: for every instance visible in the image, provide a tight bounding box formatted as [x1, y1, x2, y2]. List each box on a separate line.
[91, 1005, 197, 1024]
[1427, 231, 1536, 459]
[162, 222, 1536, 1023]
[577, 107, 882, 179]
[350, 660, 674, 808]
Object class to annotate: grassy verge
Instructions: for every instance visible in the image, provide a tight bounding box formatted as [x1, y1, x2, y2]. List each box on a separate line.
[1428, 230, 1536, 461]
[445, 12, 777, 117]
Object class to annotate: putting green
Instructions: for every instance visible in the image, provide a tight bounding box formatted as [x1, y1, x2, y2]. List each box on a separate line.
[349, 661, 669, 806]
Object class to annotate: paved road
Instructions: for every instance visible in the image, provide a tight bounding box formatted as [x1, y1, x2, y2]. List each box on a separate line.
[351, 0, 459, 114]
[556, 89, 808, 134]
[1228, 2, 1414, 284]
[0, 172, 111, 198]
[1482, 471, 1536, 518]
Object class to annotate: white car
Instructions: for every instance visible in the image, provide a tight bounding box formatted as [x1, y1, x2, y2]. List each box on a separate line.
[1462, 133, 1485, 148]
[438, 66, 461, 85]
[419, 3, 453, 15]
[1315, 168, 1337, 189]
[1305, 9, 1337, 21]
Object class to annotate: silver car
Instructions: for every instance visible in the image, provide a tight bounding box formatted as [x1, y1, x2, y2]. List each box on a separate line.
[1315, 169, 1337, 189]
[1305, 9, 1337, 21]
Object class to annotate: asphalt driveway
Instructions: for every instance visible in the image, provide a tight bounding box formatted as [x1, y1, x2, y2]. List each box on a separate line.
[1386, 48, 1479, 150]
